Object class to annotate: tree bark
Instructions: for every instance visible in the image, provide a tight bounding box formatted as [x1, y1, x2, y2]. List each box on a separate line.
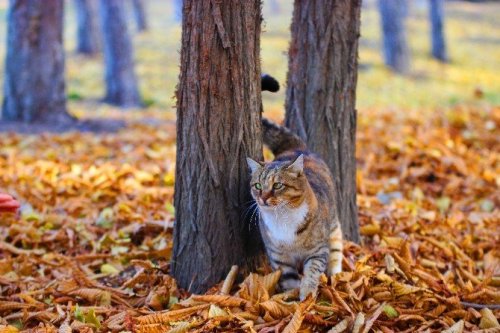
[172, 0, 264, 293]
[379, 0, 410, 73]
[99, 0, 142, 107]
[429, 0, 448, 62]
[74, 0, 101, 55]
[1, 0, 72, 123]
[131, 0, 148, 32]
[284, 0, 361, 243]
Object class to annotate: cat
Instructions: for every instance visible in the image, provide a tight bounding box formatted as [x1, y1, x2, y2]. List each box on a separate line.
[246, 76, 343, 300]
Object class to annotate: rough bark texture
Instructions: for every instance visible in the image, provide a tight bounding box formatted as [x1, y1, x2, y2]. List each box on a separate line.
[379, 0, 410, 73]
[99, 0, 142, 107]
[74, 0, 100, 55]
[285, 0, 361, 243]
[2, 0, 71, 123]
[429, 0, 448, 62]
[131, 0, 148, 32]
[172, 0, 264, 293]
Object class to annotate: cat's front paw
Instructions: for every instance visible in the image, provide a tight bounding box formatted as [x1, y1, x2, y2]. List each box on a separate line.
[280, 277, 300, 291]
[299, 282, 318, 301]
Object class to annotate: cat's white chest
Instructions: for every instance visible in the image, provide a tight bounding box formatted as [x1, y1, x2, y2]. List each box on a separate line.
[259, 203, 309, 244]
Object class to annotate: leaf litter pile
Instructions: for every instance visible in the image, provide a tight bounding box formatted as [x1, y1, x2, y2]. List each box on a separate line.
[0, 106, 498, 332]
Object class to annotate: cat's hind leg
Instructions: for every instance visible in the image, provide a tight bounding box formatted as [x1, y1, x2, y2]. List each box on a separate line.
[328, 225, 343, 276]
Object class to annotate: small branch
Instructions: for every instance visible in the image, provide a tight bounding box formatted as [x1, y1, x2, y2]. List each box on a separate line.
[460, 301, 500, 310]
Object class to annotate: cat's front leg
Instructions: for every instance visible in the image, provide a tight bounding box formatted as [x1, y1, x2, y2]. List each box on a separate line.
[269, 257, 301, 291]
[300, 253, 327, 300]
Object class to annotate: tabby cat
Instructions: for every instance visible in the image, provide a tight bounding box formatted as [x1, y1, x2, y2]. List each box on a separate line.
[246, 77, 343, 300]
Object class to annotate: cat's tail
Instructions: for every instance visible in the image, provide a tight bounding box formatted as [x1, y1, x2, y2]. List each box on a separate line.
[261, 74, 280, 92]
[261, 118, 307, 156]
[260, 74, 306, 155]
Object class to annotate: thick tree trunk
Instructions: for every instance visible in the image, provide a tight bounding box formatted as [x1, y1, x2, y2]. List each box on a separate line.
[131, 0, 148, 32]
[172, 0, 264, 293]
[429, 0, 448, 62]
[74, 0, 100, 55]
[1, 0, 72, 123]
[379, 0, 410, 73]
[285, 0, 361, 243]
[99, 0, 142, 107]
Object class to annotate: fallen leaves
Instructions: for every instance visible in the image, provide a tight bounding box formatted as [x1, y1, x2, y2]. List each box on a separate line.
[0, 106, 499, 331]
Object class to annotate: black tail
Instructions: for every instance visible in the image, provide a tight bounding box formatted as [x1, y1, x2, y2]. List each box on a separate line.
[260, 75, 306, 155]
[261, 74, 280, 92]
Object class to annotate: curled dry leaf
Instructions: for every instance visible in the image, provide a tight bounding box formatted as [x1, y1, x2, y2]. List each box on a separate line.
[479, 308, 500, 329]
[282, 295, 314, 333]
[327, 318, 350, 333]
[69, 288, 111, 306]
[220, 265, 238, 295]
[362, 302, 386, 333]
[191, 294, 252, 310]
[262, 270, 282, 295]
[166, 321, 192, 333]
[136, 304, 209, 325]
[441, 320, 464, 333]
[352, 312, 365, 333]
[208, 304, 228, 318]
[260, 299, 298, 318]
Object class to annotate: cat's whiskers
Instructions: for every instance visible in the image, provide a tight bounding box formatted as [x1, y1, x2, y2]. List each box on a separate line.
[249, 203, 261, 228]
[241, 200, 258, 222]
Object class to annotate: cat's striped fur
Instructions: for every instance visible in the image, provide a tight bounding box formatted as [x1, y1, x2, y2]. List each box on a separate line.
[247, 118, 343, 300]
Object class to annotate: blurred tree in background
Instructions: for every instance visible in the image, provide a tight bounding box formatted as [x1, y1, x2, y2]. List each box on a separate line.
[429, 0, 448, 62]
[379, 0, 410, 73]
[285, 0, 362, 243]
[99, 0, 142, 107]
[2, 0, 72, 124]
[74, 0, 101, 56]
[131, 0, 148, 32]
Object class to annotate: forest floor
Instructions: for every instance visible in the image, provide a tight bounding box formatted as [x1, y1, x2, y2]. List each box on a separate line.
[0, 103, 498, 332]
[0, 0, 499, 332]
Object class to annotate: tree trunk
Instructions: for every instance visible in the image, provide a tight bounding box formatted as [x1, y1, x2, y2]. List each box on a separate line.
[99, 0, 142, 107]
[379, 0, 410, 73]
[2, 0, 72, 124]
[429, 0, 448, 62]
[172, 0, 264, 293]
[74, 0, 100, 55]
[131, 0, 148, 32]
[284, 0, 361, 243]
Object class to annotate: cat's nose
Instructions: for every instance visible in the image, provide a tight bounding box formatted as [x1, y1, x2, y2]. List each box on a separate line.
[261, 192, 272, 205]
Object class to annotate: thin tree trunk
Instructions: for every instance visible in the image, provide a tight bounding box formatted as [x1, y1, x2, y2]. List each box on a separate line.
[285, 0, 361, 243]
[172, 0, 264, 293]
[131, 0, 148, 32]
[99, 0, 142, 107]
[429, 0, 448, 62]
[379, 0, 410, 73]
[2, 0, 72, 124]
[74, 0, 101, 55]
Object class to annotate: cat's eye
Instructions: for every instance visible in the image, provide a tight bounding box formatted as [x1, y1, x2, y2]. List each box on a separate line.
[254, 183, 262, 190]
[273, 182, 284, 190]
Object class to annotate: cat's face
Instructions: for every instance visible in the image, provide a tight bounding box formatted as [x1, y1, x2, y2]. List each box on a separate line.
[247, 155, 306, 209]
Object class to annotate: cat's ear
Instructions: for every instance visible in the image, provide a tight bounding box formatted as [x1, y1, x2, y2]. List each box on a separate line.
[287, 154, 304, 176]
[246, 157, 263, 174]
